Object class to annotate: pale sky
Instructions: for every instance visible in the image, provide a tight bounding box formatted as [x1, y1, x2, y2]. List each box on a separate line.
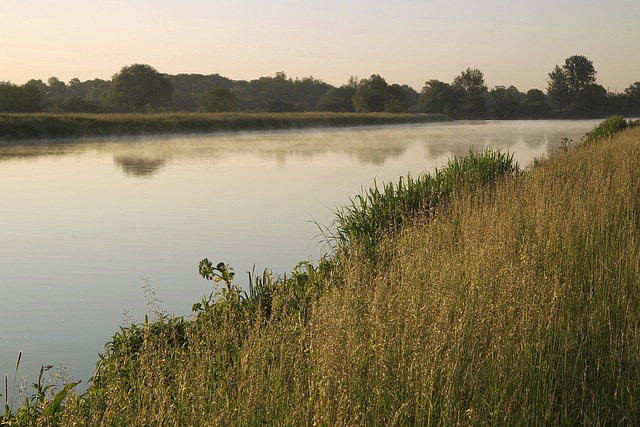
[2, 0, 639, 92]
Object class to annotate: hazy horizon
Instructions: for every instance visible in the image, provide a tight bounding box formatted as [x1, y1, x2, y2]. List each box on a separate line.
[2, 0, 639, 92]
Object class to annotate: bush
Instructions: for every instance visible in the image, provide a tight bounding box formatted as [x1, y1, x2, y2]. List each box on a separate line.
[582, 115, 636, 144]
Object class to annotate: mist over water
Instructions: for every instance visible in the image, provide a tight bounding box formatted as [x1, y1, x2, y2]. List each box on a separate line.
[0, 120, 600, 387]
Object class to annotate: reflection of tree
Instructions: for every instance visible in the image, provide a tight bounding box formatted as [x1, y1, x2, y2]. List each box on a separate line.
[113, 155, 167, 178]
[347, 143, 406, 166]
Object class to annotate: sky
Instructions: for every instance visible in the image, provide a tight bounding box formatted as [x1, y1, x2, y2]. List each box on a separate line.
[2, 0, 639, 93]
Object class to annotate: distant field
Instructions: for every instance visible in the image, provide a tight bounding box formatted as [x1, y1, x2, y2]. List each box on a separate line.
[0, 112, 449, 141]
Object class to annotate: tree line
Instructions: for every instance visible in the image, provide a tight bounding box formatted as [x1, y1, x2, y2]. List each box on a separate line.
[1, 55, 639, 118]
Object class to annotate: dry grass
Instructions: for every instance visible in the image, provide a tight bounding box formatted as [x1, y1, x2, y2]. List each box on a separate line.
[308, 126, 640, 425]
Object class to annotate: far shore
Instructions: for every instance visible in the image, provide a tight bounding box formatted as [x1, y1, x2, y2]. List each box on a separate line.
[0, 112, 451, 142]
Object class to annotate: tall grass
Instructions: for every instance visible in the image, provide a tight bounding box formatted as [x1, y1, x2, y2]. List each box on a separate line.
[4, 121, 640, 425]
[330, 148, 518, 259]
[308, 125, 640, 425]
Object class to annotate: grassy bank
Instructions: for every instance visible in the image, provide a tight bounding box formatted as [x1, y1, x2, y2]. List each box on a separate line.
[0, 112, 448, 141]
[4, 119, 640, 425]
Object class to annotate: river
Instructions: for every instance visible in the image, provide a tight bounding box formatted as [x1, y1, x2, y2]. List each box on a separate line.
[0, 119, 600, 389]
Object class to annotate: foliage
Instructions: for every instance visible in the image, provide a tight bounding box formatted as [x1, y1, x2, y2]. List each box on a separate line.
[330, 148, 518, 260]
[547, 55, 599, 114]
[418, 79, 459, 115]
[352, 75, 413, 113]
[453, 68, 488, 116]
[108, 64, 174, 112]
[197, 87, 237, 112]
[2, 353, 80, 426]
[352, 74, 388, 113]
[489, 85, 524, 118]
[521, 88, 550, 117]
[266, 99, 302, 113]
[581, 115, 638, 145]
[316, 86, 356, 112]
[0, 83, 44, 113]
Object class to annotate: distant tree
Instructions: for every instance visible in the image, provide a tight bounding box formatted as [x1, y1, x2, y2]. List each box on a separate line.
[169, 73, 234, 111]
[353, 74, 388, 112]
[401, 84, 420, 112]
[547, 55, 597, 112]
[0, 82, 44, 112]
[84, 79, 111, 104]
[384, 84, 410, 113]
[418, 80, 458, 114]
[490, 85, 523, 118]
[109, 64, 173, 112]
[67, 78, 86, 98]
[198, 87, 237, 112]
[453, 68, 487, 116]
[546, 65, 570, 110]
[266, 99, 295, 112]
[521, 89, 550, 117]
[60, 96, 96, 113]
[292, 76, 332, 111]
[47, 76, 67, 98]
[576, 84, 607, 116]
[316, 86, 356, 112]
[453, 68, 487, 96]
[624, 81, 640, 116]
[25, 79, 47, 94]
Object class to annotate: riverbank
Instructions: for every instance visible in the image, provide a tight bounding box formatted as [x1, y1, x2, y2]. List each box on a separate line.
[4, 119, 640, 425]
[0, 112, 449, 141]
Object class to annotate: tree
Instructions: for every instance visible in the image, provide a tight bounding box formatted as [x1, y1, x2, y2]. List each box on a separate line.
[490, 85, 523, 118]
[198, 87, 237, 112]
[266, 99, 296, 112]
[385, 84, 410, 113]
[0, 82, 44, 112]
[352, 74, 388, 112]
[521, 89, 550, 117]
[576, 84, 607, 116]
[109, 64, 174, 112]
[546, 65, 570, 110]
[624, 82, 640, 116]
[418, 80, 458, 114]
[452, 68, 487, 116]
[547, 55, 597, 111]
[316, 86, 356, 112]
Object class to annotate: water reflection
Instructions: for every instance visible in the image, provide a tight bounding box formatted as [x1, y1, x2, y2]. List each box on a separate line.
[0, 121, 595, 179]
[113, 155, 167, 177]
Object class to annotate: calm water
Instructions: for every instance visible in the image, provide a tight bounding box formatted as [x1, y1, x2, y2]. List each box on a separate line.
[0, 120, 599, 386]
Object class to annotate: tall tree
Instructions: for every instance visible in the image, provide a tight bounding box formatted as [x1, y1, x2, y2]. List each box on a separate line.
[624, 82, 640, 116]
[352, 74, 388, 112]
[521, 89, 550, 117]
[490, 85, 523, 118]
[385, 84, 410, 113]
[453, 68, 487, 116]
[316, 86, 356, 112]
[547, 55, 597, 111]
[198, 87, 237, 112]
[109, 64, 174, 112]
[0, 82, 44, 112]
[418, 80, 458, 114]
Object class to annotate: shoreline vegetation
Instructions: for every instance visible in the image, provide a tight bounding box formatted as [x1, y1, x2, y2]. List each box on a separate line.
[0, 112, 449, 142]
[3, 117, 640, 425]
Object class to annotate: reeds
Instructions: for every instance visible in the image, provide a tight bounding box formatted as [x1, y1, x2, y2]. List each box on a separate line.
[330, 147, 518, 260]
